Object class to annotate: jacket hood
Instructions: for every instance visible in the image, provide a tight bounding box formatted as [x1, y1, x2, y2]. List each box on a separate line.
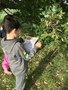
[1, 38, 17, 53]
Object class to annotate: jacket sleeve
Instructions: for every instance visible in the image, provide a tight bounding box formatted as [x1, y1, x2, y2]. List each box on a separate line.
[22, 39, 37, 60]
[17, 40, 37, 61]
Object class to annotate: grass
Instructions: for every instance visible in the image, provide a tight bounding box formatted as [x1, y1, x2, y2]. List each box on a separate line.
[0, 43, 68, 90]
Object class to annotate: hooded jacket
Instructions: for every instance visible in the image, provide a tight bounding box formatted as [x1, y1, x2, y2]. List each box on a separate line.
[1, 38, 27, 75]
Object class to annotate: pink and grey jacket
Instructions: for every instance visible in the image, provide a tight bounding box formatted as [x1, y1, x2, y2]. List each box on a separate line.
[2, 38, 36, 73]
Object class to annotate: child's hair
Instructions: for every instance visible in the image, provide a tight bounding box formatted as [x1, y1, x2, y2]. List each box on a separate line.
[3, 14, 20, 33]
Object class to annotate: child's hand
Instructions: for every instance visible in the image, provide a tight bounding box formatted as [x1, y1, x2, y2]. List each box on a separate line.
[35, 42, 42, 48]
[4, 70, 12, 75]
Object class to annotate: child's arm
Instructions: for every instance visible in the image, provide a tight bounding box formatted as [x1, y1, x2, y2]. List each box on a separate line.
[23, 39, 42, 60]
[2, 54, 12, 75]
[18, 37, 42, 60]
[23, 40, 36, 60]
[2, 54, 9, 72]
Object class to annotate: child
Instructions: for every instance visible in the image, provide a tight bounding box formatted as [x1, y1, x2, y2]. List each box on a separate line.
[2, 37, 41, 75]
[1, 14, 41, 90]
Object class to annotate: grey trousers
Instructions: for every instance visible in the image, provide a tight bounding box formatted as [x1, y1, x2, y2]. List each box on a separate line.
[15, 71, 26, 90]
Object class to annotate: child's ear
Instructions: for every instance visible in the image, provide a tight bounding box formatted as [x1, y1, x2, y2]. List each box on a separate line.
[14, 28, 17, 32]
[12, 28, 17, 34]
[12, 28, 16, 33]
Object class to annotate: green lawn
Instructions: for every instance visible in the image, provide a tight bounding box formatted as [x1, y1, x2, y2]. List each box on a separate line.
[0, 43, 68, 90]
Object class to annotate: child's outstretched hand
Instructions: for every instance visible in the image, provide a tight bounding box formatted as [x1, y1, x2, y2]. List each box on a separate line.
[4, 70, 12, 75]
[35, 41, 42, 49]
[25, 36, 42, 48]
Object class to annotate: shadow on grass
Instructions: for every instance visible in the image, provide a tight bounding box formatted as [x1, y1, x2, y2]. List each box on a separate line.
[25, 48, 58, 90]
[61, 75, 68, 90]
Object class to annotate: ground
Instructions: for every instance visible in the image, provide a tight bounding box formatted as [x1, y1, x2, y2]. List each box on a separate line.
[0, 43, 68, 90]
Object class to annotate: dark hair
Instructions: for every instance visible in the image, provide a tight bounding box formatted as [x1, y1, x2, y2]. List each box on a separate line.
[3, 14, 20, 33]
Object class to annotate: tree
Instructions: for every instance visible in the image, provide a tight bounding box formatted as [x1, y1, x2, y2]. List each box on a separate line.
[0, 0, 68, 58]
